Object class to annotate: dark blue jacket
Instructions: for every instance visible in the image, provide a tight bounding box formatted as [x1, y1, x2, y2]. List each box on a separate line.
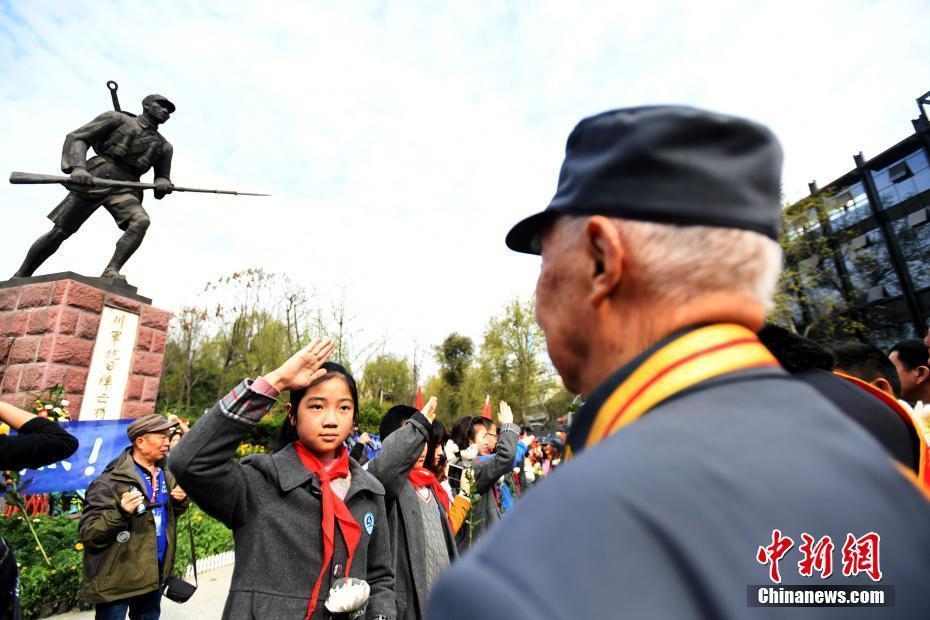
[428, 364, 930, 618]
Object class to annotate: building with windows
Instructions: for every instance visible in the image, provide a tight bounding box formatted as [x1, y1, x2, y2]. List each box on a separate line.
[780, 91, 930, 347]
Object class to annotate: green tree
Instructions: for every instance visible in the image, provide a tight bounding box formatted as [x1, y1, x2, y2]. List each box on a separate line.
[361, 354, 413, 405]
[433, 333, 474, 419]
[769, 193, 873, 341]
[357, 399, 387, 434]
[472, 298, 553, 423]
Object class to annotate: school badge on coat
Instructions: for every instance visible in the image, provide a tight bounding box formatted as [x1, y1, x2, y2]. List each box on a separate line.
[364, 512, 375, 535]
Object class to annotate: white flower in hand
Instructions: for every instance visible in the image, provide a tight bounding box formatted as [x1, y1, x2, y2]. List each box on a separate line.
[444, 439, 459, 463]
[325, 578, 370, 613]
[524, 458, 536, 482]
[460, 445, 478, 462]
[44, 404, 53, 410]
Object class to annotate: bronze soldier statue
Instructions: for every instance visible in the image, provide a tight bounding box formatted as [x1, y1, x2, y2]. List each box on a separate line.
[13, 94, 176, 280]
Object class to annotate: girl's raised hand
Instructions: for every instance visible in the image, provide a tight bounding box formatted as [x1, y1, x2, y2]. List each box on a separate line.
[498, 401, 513, 425]
[265, 339, 335, 392]
[421, 396, 438, 423]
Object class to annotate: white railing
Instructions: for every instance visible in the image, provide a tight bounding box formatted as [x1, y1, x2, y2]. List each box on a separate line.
[185, 550, 235, 577]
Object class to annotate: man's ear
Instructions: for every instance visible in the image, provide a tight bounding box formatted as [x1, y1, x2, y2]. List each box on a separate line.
[916, 366, 930, 385]
[585, 216, 624, 307]
[871, 377, 895, 397]
[284, 402, 296, 427]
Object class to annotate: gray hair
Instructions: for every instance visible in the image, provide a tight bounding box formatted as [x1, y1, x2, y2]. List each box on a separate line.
[563, 216, 782, 310]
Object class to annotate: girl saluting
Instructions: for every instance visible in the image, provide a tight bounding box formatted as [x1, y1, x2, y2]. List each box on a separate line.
[170, 339, 395, 619]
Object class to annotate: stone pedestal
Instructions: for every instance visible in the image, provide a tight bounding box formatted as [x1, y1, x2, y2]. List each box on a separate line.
[0, 273, 171, 419]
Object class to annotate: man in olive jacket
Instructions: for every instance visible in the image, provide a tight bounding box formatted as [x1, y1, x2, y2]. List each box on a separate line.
[79, 415, 188, 619]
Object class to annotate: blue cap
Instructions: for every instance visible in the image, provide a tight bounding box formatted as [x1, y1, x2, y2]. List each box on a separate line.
[505, 105, 783, 254]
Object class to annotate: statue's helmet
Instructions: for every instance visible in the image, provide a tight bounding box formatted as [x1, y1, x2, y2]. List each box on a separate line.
[142, 94, 176, 113]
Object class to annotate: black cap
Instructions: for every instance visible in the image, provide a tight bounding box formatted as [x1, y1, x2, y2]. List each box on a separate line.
[142, 94, 176, 113]
[505, 105, 783, 254]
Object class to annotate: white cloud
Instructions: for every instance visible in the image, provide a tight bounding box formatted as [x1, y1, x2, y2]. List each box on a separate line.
[2, 0, 929, 379]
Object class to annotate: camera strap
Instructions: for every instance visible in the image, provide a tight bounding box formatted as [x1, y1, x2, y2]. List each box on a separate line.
[185, 512, 198, 587]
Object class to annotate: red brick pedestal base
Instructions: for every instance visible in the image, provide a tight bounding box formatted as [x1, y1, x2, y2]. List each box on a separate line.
[0, 274, 170, 419]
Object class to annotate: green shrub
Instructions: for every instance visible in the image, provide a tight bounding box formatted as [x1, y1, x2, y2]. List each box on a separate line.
[172, 504, 234, 575]
[2, 514, 85, 618]
[2, 503, 234, 619]
[358, 400, 386, 434]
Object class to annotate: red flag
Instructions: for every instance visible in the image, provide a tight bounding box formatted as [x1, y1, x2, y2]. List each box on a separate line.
[481, 394, 491, 419]
[414, 385, 424, 410]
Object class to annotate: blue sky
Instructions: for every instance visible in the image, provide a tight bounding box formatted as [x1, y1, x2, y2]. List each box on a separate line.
[2, 0, 929, 376]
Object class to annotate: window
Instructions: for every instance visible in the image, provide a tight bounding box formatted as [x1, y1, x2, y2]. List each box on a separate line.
[906, 150, 929, 173]
[907, 208, 928, 227]
[833, 190, 853, 207]
[867, 285, 888, 302]
[890, 161, 913, 183]
[914, 168, 930, 194]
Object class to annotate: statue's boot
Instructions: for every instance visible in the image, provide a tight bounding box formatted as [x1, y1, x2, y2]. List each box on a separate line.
[101, 217, 147, 282]
[100, 267, 127, 281]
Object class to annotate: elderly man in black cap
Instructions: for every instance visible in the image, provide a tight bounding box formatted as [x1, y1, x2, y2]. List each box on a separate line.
[79, 414, 188, 619]
[14, 94, 176, 281]
[428, 106, 930, 618]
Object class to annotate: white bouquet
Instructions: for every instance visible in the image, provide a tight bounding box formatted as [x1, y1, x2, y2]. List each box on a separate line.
[324, 578, 370, 615]
[443, 439, 460, 463]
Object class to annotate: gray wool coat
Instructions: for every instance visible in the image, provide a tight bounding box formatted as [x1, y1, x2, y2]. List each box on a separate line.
[169, 380, 395, 620]
[454, 421, 521, 552]
[365, 411, 458, 620]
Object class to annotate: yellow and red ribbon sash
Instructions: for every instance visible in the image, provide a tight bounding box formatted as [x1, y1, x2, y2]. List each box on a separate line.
[834, 371, 930, 490]
[570, 323, 779, 458]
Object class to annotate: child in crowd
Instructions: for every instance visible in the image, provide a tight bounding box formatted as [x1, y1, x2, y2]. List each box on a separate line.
[170, 339, 395, 620]
[448, 405, 521, 551]
[366, 400, 470, 619]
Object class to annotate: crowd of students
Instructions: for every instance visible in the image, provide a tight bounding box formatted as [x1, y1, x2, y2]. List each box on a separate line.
[167, 338, 566, 619]
[162, 325, 930, 619]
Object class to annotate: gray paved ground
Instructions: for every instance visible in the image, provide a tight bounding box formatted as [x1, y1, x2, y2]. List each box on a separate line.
[49, 563, 232, 619]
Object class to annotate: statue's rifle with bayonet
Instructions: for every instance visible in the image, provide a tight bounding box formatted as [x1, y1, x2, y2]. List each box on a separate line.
[9, 172, 270, 197]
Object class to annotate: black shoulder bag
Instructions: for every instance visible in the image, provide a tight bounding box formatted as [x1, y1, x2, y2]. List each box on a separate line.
[163, 513, 198, 603]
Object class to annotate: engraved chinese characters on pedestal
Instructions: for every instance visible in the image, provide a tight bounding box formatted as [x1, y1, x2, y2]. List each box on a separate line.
[79, 306, 139, 420]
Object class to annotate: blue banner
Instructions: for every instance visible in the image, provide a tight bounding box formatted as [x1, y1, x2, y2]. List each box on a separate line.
[18, 420, 132, 494]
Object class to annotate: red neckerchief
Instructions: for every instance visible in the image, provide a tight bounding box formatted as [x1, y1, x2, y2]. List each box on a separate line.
[294, 443, 362, 619]
[408, 466, 450, 514]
